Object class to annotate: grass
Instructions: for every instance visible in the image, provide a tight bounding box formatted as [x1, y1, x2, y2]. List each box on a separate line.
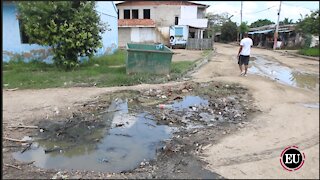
[201, 50, 212, 57]
[298, 47, 320, 57]
[3, 50, 196, 89]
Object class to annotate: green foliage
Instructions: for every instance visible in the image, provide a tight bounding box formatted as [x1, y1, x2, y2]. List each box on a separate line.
[84, 50, 126, 67]
[298, 47, 320, 57]
[206, 12, 232, 38]
[221, 21, 238, 42]
[303, 34, 313, 48]
[17, 1, 108, 71]
[279, 18, 294, 25]
[239, 22, 249, 33]
[296, 10, 319, 35]
[250, 19, 275, 28]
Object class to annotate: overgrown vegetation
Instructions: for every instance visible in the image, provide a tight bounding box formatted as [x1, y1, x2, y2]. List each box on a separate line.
[17, 1, 107, 70]
[296, 10, 319, 35]
[298, 47, 320, 57]
[249, 19, 275, 28]
[3, 51, 196, 89]
[239, 22, 249, 39]
[205, 12, 232, 38]
[221, 21, 238, 42]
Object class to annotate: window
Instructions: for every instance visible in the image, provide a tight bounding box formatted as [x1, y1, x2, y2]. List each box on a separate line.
[132, 9, 139, 19]
[175, 16, 179, 25]
[117, 10, 119, 19]
[143, 9, 150, 19]
[175, 27, 183, 37]
[18, 19, 30, 44]
[124, 9, 130, 19]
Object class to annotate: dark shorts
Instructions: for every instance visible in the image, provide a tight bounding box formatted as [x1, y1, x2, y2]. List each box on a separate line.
[238, 55, 250, 65]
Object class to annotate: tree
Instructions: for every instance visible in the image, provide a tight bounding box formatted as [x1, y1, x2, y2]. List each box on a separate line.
[239, 22, 249, 33]
[206, 12, 233, 38]
[17, 1, 108, 70]
[250, 19, 275, 28]
[279, 18, 294, 25]
[221, 21, 238, 42]
[296, 10, 319, 35]
[239, 22, 249, 40]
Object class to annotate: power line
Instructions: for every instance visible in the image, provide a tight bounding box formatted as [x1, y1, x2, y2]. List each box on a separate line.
[244, 5, 277, 15]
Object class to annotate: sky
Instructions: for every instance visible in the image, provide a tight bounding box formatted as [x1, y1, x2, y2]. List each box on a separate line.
[194, 1, 319, 25]
[114, 1, 319, 25]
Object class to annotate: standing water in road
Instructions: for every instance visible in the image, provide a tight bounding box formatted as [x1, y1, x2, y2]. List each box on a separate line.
[13, 98, 174, 173]
[249, 56, 319, 91]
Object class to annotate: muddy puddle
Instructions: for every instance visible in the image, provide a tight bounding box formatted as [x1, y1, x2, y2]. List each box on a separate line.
[249, 56, 319, 91]
[12, 82, 256, 176]
[13, 98, 176, 172]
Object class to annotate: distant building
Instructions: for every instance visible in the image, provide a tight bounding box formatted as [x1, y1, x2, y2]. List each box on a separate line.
[2, 1, 118, 62]
[247, 24, 313, 49]
[116, 1, 209, 47]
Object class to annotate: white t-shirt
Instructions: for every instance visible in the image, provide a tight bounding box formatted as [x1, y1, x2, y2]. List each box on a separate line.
[240, 37, 253, 56]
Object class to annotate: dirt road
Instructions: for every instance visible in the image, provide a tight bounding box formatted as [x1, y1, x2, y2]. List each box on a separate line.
[192, 43, 319, 179]
[2, 43, 319, 179]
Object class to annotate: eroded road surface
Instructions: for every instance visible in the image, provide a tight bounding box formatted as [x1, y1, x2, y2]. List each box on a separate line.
[3, 43, 319, 179]
[193, 43, 319, 179]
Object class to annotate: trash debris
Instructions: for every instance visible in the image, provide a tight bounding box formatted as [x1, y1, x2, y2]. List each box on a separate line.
[52, 171, 68, 179]
[158, 104, 173, 109]
[21, 136, 33, 142]
[182, 89, 189, 93]
[115, 123, 125, 127]
[173, 96, 183, 100]
[234, 113, 241, 118]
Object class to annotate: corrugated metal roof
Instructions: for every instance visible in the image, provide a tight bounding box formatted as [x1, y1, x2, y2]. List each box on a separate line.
[248, 29, 273, 34]
[278, 29, 293, 33]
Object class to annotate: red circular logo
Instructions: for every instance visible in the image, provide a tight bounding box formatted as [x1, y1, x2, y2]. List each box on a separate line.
[280, 146, 305, 171]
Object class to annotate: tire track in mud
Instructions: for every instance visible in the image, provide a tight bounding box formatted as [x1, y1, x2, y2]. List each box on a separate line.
[201, 134, 319, 167]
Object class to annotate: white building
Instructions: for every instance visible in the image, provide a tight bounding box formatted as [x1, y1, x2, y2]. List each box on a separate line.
[116, 1, 209, 47]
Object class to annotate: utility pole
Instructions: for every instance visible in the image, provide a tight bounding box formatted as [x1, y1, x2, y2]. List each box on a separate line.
[273, 1, 282, 50]
[240, 1, 243, 41]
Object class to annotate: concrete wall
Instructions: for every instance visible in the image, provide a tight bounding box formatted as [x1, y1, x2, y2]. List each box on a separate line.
[119, 28, 131, 47]
[181, 6, 197, 19]
[117, 5, 180, 27]
[2, 2, 118, 62]
[119, 27, 157, 47]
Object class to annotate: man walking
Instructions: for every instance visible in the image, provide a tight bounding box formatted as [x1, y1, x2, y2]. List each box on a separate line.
[237, 32, 253, 76]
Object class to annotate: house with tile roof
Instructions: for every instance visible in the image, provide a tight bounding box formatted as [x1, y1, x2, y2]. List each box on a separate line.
[116, 1, 209, 47]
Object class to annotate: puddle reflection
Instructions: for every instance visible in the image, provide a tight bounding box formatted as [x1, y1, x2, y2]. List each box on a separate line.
[249, 56, 319, 91]
[13, 99, 174, 172]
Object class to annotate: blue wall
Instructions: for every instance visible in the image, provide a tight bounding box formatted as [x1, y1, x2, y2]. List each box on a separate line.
[2, 1, 118, 62]
[2, 2, 52, 62]
[95, 1, 118, 56]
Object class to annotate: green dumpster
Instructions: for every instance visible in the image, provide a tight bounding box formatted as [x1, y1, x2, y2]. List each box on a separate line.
[126, 43, 174, 74]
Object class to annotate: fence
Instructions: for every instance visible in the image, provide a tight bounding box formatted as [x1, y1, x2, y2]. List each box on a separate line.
[186, 38, 213, 50]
